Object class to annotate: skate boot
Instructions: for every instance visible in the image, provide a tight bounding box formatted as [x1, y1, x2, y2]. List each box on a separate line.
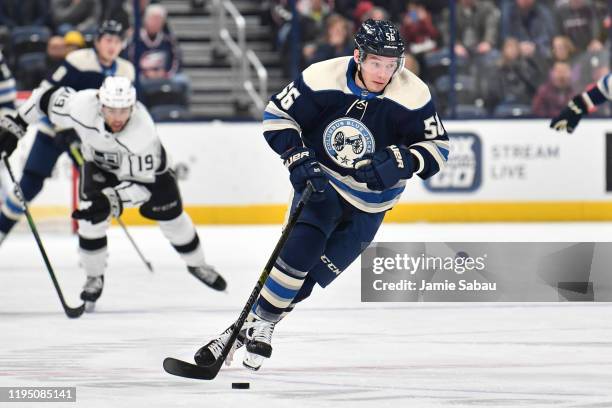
[243, 314, 276, 371]
[80, 276, 104, 312]
[188, 264, 227, 291]
[194, 324, 246, 367]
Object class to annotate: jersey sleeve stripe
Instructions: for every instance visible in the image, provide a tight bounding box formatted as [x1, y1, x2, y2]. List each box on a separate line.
[263, 118, 301, 133]
[410, 141, 447, 169]
[410, 149, 426, 175]
[264, 101, 297, 122]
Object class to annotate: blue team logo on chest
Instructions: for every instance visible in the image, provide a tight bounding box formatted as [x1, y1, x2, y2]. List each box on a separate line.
[323, 117, 375, 168]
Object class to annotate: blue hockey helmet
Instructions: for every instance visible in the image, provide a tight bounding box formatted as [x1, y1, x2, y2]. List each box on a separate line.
[97, 20, 124, 40]
[354, 19, 405, 60]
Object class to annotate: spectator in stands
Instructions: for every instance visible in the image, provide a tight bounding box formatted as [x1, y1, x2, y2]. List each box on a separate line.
[295, 0, 332, 69]
[571, 47, 609, 91]
[400, 1, 439, 57]
[297, 0, 331, 23]
[403, 51, 420, 76]
[484, 37, 544, 111]
[0, 0, 49, 29]
[362, 6, 389, 23]
[440, 0, 500, 60]
[307, 14, 353, 66]
[46, 36, 67, 75]
[51, 0, 101, 35]
[551, 35, 577, 65]
[64, 30, 86, 54]
[352, 1, 375, 28]
[501, 0, 556, 59]
[127, 4, 181, 79]
[554, 0, 603, 53]
[532, 62, 575, 117]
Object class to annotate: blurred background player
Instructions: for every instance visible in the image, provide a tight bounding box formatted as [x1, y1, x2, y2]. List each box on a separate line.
[0, 50, 16, 116]
[0, 77, 227, 311]
[0, 20, 133, 247]
[194, 19, 449, 371]
[0, 50, 17, 221]
[550, 71, 612, 133]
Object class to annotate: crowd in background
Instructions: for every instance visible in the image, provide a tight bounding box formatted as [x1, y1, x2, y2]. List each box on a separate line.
[0, 0, 183, 94]
[1, 0, 611, 119]
[262, 0, 611, 118]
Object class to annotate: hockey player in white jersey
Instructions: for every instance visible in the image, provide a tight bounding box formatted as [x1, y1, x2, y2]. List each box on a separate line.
[0, 77, 227, 310]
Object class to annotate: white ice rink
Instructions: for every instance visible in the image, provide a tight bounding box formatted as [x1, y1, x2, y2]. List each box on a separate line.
[1, 223, 612, 408]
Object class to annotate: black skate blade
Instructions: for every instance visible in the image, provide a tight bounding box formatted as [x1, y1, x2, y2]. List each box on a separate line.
[163, 357, 222, 380]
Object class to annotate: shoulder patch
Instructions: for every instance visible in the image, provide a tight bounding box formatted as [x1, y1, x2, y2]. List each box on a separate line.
[382, 68, 432, 110]
[65, 48, 101, 72]
[302, 56, 352, 93]
[116, 58, 136, 81]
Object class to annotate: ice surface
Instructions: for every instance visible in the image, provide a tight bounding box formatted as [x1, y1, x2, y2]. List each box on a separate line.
[1, 223, 611, 408]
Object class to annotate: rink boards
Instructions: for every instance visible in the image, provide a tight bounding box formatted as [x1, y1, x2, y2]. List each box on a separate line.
[4, 119, 612, 224]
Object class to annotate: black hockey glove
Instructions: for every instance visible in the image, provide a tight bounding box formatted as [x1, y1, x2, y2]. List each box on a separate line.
[72, 188, 123, 224]
[55, 128, 81, 150]
[550, 94, 587, 134]
[353, 145, 415, 191]
[0, 114, 27, 158]
[281, 146, 328, 201]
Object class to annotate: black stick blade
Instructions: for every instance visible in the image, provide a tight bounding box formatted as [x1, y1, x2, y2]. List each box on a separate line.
[65, 303, 86, 318]
[163, 357, 222, 380]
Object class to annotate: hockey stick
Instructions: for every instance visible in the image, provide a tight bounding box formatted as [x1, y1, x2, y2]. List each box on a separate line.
[1, 155, 85, 318]
[68, 144, 154, 273]
[116, 216, 154, 273]
[163, 182, 315, 380]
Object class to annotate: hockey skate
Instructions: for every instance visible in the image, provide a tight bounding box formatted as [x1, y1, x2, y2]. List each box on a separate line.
[194, 324, 246, 367]
[80, 276, 104, 312]
[187, 264, 227, 291]
[243, 314, 276, 371]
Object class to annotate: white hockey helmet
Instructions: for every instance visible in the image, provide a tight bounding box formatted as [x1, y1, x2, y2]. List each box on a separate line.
[99, 76, 136, 109]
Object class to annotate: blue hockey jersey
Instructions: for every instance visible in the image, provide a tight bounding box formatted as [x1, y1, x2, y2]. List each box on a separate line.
[45, 48, 134, 91]
[36, 48, 134, 135]
[263, 56, 449, 213]
[0, 51, 16, 114]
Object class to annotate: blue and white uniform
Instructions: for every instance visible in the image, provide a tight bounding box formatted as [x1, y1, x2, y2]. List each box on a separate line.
[264, 56, 449, 212]
[0, 51, 16, 115]
[254, 56, 449, 322]
[0, 48, 134, 234]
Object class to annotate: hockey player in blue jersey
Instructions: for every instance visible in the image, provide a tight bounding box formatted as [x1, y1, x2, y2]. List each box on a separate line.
[193, 19, 450, 371]
[550, 72, 612, 133]
[0, 20, 134, 246]
[0, 51, 16, 115]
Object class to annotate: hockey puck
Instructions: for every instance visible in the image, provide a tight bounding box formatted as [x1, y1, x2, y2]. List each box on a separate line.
[232, 382, 250, 389]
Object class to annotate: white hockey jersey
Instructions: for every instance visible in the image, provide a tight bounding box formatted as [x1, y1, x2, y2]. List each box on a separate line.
[19, 87, 167, 207]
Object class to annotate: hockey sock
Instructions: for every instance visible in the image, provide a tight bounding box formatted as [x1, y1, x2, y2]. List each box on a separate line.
[79, 236, 108, 277]
[0, 170, 46, 235]
[0, 190, 21, 234]
[253, 223, 326, 322]
[278, 275, 317, 320]
[159, 212, 206, 266]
